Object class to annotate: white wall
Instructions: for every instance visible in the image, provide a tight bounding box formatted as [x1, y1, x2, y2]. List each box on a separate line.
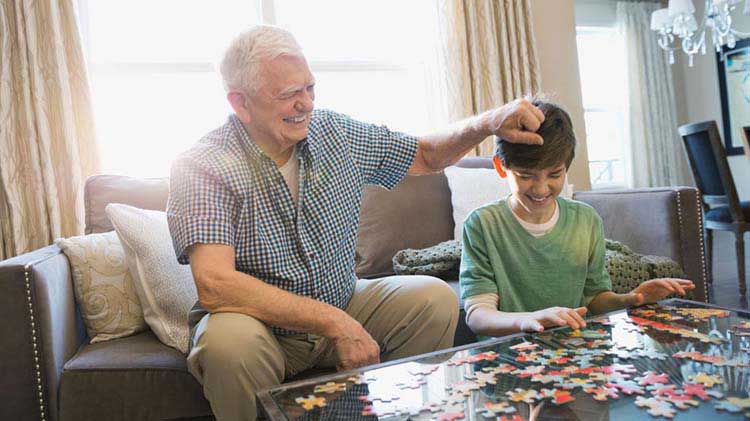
[532, 0, 593, 191]
[673, 4, 750, 199]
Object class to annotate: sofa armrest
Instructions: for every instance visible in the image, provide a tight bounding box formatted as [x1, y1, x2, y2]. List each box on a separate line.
[0, 245, 85, 421]
[573, 187, 707, 303]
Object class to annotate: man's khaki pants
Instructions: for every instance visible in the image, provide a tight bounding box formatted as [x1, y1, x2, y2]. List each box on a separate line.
[186, 275, 459, 421]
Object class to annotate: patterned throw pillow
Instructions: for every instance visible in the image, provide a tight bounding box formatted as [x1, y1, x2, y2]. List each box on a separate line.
[605, 240, 691, 299]
[106, 203, 198, 354]
[56, 231, 147, 343]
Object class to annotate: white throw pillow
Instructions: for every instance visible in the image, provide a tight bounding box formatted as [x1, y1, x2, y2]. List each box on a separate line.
[106, 204, 197, 353]
[55, 231, 147, 343]
[444, 166, 574, 240]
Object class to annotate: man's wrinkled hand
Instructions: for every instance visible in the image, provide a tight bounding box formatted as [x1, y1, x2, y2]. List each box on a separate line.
[329, 316, 380, 372]
[484, 98, 545, 145]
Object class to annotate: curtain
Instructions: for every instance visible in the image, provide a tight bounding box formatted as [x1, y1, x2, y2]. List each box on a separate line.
[617, 1, 691, 187]
[430, 0, 541, 156]
[0, 0, 99, 259]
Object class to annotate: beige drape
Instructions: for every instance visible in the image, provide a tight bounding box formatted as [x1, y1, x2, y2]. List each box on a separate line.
[0, 0, 99, 259]
[617, 1, 691, 187]
[434, 0, 541, 156]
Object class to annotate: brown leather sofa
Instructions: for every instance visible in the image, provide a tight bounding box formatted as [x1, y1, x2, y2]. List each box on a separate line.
[0, 157, 708, 421]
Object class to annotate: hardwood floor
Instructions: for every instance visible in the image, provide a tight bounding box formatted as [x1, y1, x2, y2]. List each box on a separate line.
[706, 230, 750, 310]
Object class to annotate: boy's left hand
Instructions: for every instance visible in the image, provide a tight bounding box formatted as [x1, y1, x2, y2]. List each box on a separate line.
[623, 278, 695, 307]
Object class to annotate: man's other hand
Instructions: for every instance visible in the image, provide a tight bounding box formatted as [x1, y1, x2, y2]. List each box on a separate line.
[484, 98, 545, 145]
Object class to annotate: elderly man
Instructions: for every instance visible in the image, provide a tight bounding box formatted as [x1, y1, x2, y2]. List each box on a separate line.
[167, 25, 545, 420]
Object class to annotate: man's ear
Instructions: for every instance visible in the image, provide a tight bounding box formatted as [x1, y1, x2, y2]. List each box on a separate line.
[492, 155, 507, 178]
[227, 91, 252, 124]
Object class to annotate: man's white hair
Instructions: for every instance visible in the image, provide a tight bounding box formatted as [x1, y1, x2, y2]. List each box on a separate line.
[220, 25, 304, 94]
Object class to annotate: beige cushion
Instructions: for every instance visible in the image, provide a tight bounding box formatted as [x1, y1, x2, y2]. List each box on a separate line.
[356, 173, 454, 278]
[55, 231, 147, 343]
[106, 204, 198, 354]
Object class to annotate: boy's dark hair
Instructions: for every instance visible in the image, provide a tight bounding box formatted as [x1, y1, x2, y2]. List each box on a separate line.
[494, 98, 576, 170]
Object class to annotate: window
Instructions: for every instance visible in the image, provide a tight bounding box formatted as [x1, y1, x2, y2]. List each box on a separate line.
[76, 0, 437, 177]
[576, 26, 629, 188]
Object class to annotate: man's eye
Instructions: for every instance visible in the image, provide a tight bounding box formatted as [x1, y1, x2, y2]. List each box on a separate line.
[549, 173, 562, 178]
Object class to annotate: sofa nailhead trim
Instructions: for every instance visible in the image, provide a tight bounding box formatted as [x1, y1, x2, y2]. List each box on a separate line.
[24, 267, 46, 421]
[694, 189, 709, 301]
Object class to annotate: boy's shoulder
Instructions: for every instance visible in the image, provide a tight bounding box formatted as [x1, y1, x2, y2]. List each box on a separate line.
[560, 197, 602, 222]
[465, 199, 507, 223]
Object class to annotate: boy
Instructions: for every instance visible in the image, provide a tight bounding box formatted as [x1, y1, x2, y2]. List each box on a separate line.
[459, 99, 694, 338]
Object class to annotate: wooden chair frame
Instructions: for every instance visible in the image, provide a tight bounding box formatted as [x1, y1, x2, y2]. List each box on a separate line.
[679, 121, 749, 296]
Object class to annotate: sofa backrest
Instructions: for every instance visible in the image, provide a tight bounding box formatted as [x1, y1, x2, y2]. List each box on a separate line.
[83, 158, 493, 278]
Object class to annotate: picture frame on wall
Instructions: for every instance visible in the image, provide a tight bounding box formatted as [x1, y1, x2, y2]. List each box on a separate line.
[717, 37, 750, 156]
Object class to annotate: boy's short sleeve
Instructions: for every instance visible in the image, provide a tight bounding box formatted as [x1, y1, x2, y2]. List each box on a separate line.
[332, 112, 418, 190]
[459, 211, 500, 301]
[167, 156, 237, 264]
[583, 213, 612, 304]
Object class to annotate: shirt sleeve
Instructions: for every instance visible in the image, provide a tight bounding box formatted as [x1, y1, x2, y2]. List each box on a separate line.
[167, 154, 238, 264]
[331, 111, 418, 190]
[459, 211, 501, 301]
[583, 212, 613, 304]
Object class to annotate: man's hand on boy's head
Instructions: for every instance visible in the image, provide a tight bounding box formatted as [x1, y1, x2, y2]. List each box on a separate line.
[518, 306, 588, 332]
[484, 98, 545, 145]
[624, 278, 695, 307]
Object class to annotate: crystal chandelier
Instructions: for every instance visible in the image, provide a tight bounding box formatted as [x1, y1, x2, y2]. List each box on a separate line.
[651, 0, 750, 66]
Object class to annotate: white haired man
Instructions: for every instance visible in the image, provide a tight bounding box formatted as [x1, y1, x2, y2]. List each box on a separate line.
[167, 25, 546, 420]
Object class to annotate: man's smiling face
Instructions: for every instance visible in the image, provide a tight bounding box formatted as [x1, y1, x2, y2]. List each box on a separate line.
[244, 54, 316, 150]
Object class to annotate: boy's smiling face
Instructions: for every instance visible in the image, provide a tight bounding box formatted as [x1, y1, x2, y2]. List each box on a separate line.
[507, 162, 567, 222]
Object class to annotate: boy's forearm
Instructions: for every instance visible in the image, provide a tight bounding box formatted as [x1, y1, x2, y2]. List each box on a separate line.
[467, 307, 531, 337]
[587, 291, 629, 314]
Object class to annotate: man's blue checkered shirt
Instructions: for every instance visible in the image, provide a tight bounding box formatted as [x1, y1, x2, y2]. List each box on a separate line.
[167, 109, 417, 335]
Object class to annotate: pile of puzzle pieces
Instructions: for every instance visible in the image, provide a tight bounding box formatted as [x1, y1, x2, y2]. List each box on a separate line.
[289, 305, 750, 419]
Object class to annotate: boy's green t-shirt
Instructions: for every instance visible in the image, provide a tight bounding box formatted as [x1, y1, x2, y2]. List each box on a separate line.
[459, 197, 612, 313]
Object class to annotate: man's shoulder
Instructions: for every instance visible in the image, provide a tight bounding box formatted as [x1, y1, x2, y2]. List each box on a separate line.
[174, 118, 245, 172]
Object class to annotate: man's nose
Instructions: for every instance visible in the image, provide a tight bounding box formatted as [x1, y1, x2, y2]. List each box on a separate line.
[296, 91, 314, 113]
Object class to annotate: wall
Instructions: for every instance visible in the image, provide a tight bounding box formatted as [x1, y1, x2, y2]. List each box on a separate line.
[673, 3, 750, 198]
[532, 0, 593, 191]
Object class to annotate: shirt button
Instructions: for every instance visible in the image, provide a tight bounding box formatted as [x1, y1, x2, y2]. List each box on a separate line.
[307, 251, 315, 260]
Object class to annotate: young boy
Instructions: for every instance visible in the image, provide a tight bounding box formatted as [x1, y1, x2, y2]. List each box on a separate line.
[459, 99, 694, 338]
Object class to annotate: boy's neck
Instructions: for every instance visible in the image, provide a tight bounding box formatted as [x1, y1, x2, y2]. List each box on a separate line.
[509, 196, 558, 224]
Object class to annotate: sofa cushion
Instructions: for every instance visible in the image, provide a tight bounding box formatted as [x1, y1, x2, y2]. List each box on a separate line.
[59, 331, 211, 421]
[356, 173, 454, 278]
[85, 175, 169, 234]
[355, 158, 494, 279]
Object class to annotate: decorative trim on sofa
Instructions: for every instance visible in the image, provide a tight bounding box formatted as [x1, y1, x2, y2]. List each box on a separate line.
[24, 265, 47, 421]
[694, 190, 709, 302]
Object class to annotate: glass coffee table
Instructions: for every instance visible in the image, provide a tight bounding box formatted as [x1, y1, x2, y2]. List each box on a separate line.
[258, 299, 750, 420]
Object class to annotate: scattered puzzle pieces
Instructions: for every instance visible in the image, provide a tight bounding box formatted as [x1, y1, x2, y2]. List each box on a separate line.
[584, 386, 620, 401]
[506, 388, 541, 403]
[312, 381, 346, 394]
[295, 394, 326, 411]
[672, 351, 726, 364]
[635, 396, 676, 418]
[688, 372, 723, 388]
[715, 397, 750, 413]
[636, 371, 669, 387]
[478, 401, 517, 418]
[510, 341, 539, 351]
[540, 388, 576, 405]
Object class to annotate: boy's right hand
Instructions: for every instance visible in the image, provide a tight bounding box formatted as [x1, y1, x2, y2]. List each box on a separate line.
[517, 307, 588, 332]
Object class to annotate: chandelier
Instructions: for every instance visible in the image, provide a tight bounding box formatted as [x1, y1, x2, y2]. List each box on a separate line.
[651, 0, 750, 66]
